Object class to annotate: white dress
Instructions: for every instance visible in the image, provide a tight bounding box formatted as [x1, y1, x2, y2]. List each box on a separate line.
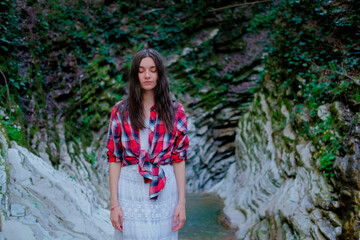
[113, 121, 179, 240]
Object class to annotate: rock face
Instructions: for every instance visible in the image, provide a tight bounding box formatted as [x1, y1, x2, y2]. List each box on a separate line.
[183, 36, 267, 192]
[184, 75, 265, 192]
[210, 79, 360, 239]
[186, 108, 240, 192]
[0, 125, 113, 240]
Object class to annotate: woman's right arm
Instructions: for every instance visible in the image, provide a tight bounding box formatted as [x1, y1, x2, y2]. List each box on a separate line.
[107, 104, 124, 232]
[109, 162, 123, 232]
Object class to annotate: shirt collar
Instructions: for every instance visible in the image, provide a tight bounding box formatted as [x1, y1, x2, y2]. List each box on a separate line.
[150, 104, 156, 111]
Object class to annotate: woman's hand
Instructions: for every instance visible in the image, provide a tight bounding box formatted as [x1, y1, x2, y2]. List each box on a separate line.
[110, 206, 123, 232]
[172, 203, 186, 232]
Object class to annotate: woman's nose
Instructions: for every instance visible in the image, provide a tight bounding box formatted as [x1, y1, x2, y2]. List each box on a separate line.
[145, 70, 151, 78]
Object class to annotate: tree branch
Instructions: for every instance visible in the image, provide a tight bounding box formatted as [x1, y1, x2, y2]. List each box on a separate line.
[210, 0, 271, 12]
[0, 68, 12, 118]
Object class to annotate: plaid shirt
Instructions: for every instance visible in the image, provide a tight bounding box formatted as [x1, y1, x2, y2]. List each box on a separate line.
[107, 100, 189, 200]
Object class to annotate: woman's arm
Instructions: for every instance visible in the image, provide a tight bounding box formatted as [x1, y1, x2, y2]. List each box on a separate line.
[173, 160, 186, 204]
[171, 104, 189, 232]
[109, 162, 123, 232]
[107, 104, 124, 232]
[172, 160, 186, 232]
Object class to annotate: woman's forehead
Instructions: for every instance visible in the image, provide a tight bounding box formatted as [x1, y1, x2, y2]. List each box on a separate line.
[139, 57, 156, 67]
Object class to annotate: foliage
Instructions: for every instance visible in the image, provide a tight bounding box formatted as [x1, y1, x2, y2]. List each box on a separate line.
[0, 106, 24, 145]
[0, 0, 25, 136]
[0, 0, 217, 163]
[168, 3, 269, 109]
[83, 151, 96, 166]
[262, 0, 360, 177]
[1, 0, 358, 171]
[0, 0, 23, 91]
[2, 119, 23, 144]
[311, 116, 343, 177]
[0, 0, 269, 162]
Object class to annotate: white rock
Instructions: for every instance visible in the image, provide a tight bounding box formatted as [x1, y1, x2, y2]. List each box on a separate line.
[317, 104, 330, 121]
[209, 91, 339, 239]
[197, 125, 208, 135]
[181, 47, 192, 56]
[10, 204, 26, 217]
[283, 123, 296, 140]
[3, 141, 112, 240]
[3, 220, 37, 240]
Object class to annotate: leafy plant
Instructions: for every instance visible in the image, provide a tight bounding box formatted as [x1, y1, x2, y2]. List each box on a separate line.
[1, 119, 23, 144]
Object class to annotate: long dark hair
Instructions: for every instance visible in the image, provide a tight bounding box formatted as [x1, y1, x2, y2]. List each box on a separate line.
[117, 48, 177, 132]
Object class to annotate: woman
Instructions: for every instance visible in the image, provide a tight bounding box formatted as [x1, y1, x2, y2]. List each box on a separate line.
[107, 48, 189, 240]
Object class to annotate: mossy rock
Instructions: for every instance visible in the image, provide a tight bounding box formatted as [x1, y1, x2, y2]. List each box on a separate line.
[329, 101, 352, 134]
[89, 112, 102, 130]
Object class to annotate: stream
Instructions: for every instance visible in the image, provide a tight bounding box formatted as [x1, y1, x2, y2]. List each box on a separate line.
[179, 192, 236, 240]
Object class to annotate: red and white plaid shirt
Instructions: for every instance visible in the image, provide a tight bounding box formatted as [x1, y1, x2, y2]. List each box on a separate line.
[107, 100, 189, 200]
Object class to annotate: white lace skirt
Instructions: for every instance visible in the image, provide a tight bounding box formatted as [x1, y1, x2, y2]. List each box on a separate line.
[113, 164, 178, 240]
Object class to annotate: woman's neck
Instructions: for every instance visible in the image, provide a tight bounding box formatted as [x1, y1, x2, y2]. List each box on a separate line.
[142, 90, 155, 117]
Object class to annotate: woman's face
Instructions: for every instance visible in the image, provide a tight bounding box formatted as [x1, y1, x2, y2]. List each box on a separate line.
[138, 57, 158, 91]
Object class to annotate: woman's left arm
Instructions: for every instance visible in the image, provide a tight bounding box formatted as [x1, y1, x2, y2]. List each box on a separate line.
[171, 105, 189, 232]
[172, 160, 186, 232]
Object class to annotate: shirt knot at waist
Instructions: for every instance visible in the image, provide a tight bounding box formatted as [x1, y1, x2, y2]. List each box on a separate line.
[138, 151, 171, 201]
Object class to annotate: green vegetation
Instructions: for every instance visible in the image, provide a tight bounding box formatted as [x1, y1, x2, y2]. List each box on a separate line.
[0, 0, 269, 166]
[83, 151, 96, 165]
[0, 0, 358, 172]
[0, 124, 11, 200]
[261, 0, 359, 176]
[2, 119, 23, 144]
[311, 116, 343, 178]
[0, 107, 25, 145]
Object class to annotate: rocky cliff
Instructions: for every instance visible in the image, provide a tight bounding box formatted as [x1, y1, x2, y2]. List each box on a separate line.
[0, 116, 113, 239]
[208, 0, 360, 238]
[211, 76, 360, 239]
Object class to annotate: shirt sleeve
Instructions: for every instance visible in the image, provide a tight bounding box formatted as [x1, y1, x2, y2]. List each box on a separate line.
[171, 104, 189, 163]
[107, 105, 123, 163]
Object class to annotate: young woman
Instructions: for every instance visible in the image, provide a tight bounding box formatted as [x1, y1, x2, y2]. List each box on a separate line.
[107, 48, 189, 240]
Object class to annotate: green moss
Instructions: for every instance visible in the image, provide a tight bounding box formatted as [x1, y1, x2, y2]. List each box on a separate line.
[46, 143, 58, 167]
[0, 143, 11, 197]
[83, 151, 96, 166]
[82, 164, 92, 182]
[272, 107, 287, 132]
[329, 102, 351, 134]
[253, 94, 261, 110]
[294, 152, 305, 167]
[1, 119, 23, 145]
[28, 123, 39, 140]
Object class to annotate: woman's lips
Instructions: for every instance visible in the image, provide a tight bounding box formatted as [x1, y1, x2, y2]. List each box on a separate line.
[144, 81, 153, 84]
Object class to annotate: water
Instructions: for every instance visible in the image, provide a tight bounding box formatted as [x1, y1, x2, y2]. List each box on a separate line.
[179, 192, 236, 240]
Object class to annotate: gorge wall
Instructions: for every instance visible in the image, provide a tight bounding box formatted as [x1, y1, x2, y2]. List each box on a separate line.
[211, 78, 360, 239]
[0, 112, 113, 239]
[208, 1, 360, 239]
